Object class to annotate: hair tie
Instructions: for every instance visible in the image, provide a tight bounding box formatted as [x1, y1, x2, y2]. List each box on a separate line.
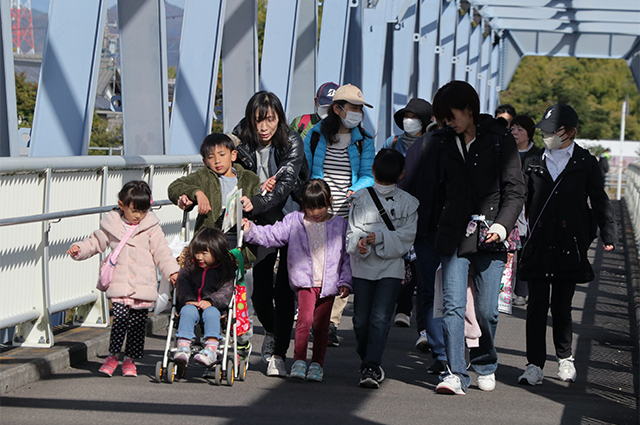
[150, 196, 154, 205]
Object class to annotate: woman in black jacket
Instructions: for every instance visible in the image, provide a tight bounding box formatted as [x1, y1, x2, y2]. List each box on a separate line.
[234, 91, 308, 378]
[517, 104, 616, 386]
[431, 81, 525, 395]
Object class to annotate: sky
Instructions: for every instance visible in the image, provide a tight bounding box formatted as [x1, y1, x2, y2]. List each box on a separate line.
[30, 0, 185, 14]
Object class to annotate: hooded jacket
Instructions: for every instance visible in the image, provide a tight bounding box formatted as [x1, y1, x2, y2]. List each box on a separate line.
[73, 210, 179, 301]
[175, 265, 235, 311]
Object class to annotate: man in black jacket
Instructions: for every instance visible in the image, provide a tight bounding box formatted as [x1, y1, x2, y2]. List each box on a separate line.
[431, 81, 525, 395]
[517, 104, 616, 386]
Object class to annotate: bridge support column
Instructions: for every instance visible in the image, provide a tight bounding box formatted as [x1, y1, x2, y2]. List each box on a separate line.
[0, 0, 17, 157]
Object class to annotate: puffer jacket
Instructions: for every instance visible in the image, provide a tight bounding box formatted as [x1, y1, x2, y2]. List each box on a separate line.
[73, 210, 179, 301]
[234, 126, 309, 225]
[175, 266, 234, 311]
[519, 144, 617, 283]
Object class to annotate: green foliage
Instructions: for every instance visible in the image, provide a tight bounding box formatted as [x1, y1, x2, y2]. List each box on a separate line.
[89, 113, 122, 155]
[587, 144, 607, 157]
[168, 66, 177, 79]
[501, 57, 640, 142]
[258, 0, 267, 64]
[15, 72, 37, 128]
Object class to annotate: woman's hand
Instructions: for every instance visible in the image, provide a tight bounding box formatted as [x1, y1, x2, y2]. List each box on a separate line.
[194, 191, 212, 215]
[485, 232, 500, 244]
[339, 286, 350, 298]
[346, 190, 355, 197]
[261, 176, 276, 194]
[67, 245, 81, 258]
[603, 244, 614, 251]
[177, 194, 193, 210]
[240, 196, 253, 212]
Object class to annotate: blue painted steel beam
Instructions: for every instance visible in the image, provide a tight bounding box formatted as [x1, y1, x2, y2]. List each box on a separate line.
[454, 8, 471, 82]
[478, 28, 491, 112]
[391, 0, 418, 134]
[118, 0, 170, 155]
[29, 1, 106, 157]
[169, 0, 226, 155]
[437, 0, 456, 89]
[417, 0, 439, 102]
[488, 38, 499, 115]
[287, 0, 317, 122]
[221, 0, 258, 132]
[0, 0, 17, 157]
[318, 0, 352, 86]
[343, 1, 363, 91]
[466, 22, 481, 91]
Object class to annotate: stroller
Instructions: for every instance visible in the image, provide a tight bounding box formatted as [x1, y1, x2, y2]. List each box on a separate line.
[155, 203, 250, 385]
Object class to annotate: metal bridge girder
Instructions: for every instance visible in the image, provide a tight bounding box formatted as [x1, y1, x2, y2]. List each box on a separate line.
[0, 0, 18, 157]
[417, 0, 439, 102]
[437, 0, 456, 89]
[454, 9, 471, 82]
[317, 0, 351, 87]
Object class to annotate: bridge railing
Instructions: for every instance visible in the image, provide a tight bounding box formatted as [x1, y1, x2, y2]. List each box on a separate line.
[626, 162, 640, 255]
[0, 155, 202, 348]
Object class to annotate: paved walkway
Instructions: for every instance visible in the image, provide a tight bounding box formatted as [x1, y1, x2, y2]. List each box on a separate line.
[1, 201, 638, 425]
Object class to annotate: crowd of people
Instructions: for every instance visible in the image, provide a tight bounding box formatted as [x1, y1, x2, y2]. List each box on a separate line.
[67, 79, 617, 394]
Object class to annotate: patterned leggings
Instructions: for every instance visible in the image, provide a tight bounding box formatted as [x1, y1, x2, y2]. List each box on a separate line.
[109, 303, 148, 359]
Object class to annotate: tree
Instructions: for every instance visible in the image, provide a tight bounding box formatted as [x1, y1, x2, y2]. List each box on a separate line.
[89, 113, 122, 155]
[15, 72, 37, 128]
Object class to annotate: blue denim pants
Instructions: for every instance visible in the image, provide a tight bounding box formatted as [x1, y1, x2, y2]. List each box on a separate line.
[352, 277, 402, 372]
[175, 304, 222, 341]
[414, 233, 447, 362]
[440, 249, 506, 390]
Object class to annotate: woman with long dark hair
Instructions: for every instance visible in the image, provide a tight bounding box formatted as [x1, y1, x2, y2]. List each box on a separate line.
[234, 91, 308, 377]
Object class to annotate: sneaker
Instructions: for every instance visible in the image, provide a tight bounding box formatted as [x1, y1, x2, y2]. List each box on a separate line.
[121, 358, 137, 377]
[261, 333, 276, 363]
[327, 323, 340, 347]
[173, 346, 191, 365]
[394, 313, 411, 327]
[477, 373, 495, 391]
[238, 341, 252, 361]
[98, 354, 119, 377]
[377, 366, 385, 383]
[415, 330, 431, 353]
[266, 355, 287, 377]
[436, 373, 466, 395]
[427, 360, 448, 375]
[359, 367, 381, 389]
[518, 364, 544, 385]
[306, 362, 324, 382]
[290, 360, 307, 380]
[194, 347, 217, 367]
[512, 295, 527, 306]
[558, 357, 576, 382]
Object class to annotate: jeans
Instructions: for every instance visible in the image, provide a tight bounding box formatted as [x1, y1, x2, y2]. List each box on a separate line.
[414, 233, 446, 361]
[352, 277, 402, 371]
[440, 248, 506, 390]
[175, 304, 222, 341]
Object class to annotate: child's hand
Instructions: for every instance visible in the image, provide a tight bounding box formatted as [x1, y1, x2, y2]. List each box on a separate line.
[338, 286, 350, 298]
[177, 194, 193, 210]
[186, 301, 198, 306]
[260, 176, 276, 194]
[357, 238, 369, 255]
[604, 244, 614, 251]
[366, 232, 375, 245]
[346, 190, 355, 197]
[240, 196, 253, 212]
[194, 191, 212, 215]
[241, 218, 252, 232]
[197, 300, 212, 310]
[67, 245, 81, 258]
[169, 272, 178, 286]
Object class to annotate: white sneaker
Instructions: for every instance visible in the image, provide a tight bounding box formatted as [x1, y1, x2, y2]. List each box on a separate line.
[394, 313, 411, 327]
[266, 355, 286, 377]
[415, 330, 430, 353]
[518, 364, 544, 385]
[558, 357, 576, 382]
[261, 332, 276, 363]
[477, 373, 496, 391]
[435, 372, 466, 395]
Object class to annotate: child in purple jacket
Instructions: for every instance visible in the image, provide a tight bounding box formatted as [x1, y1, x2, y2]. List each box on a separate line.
[242, 179, 351, 382]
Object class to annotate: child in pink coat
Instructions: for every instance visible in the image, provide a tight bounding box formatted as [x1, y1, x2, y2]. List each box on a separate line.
[68, 180, 179, 377]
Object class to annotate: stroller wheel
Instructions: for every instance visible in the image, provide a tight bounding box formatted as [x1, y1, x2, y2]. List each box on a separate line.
[164, 361, 175, 384]
[237, 359, 247, 381]
[226, 359, 234, 386]
[177, 364, 187, 380]
[154, 361, 163, 383]
[213, 364, 222, 386]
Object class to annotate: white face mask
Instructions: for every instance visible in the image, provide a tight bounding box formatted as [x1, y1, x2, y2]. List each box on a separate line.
[374, 182, 395, 195]
[317, 104, 330, 120]
[542, 128, 570, 150]
[402, 118, 422, 136]
[340, 106, 363, 129]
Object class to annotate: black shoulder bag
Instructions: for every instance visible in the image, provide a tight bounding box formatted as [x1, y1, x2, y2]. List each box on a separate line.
[366, 187, 395, 231]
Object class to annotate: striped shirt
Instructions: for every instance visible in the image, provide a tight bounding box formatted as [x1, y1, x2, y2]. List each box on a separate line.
[323, 133, 352, 218]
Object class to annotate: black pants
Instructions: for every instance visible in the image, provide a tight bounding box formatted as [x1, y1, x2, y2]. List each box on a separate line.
[251, 247, 295, 359]
[395, 262, 417, 317]
[109, 302, 148, 359]
[526, 280, 576, 367]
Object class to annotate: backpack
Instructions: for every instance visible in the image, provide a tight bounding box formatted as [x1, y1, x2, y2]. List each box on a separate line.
[296, 114, 313, 134]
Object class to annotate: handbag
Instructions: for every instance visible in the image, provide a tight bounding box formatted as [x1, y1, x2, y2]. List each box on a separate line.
[477, 218, 521, 252]
[96, 224, 138, 292]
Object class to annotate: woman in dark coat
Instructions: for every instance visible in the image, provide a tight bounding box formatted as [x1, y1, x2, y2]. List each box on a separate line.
[431, 81, 525, 395]
[517, 103, 616, 386]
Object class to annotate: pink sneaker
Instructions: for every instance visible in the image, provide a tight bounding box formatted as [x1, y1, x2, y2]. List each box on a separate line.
[99, 355, 119, 377]
[122, 358, 137, 377]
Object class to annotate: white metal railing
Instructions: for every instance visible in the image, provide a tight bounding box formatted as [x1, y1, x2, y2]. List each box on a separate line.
[0, 155, 202, 348]
[626, 162, 640, 256]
